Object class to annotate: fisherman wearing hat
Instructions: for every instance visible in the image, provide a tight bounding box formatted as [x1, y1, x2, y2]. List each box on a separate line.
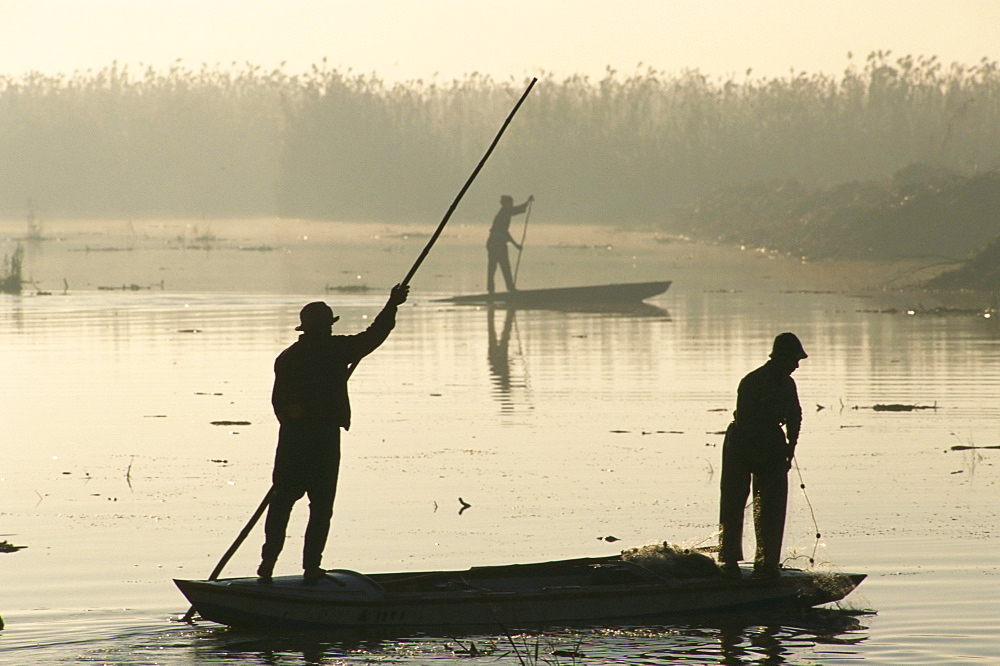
[718, 332, 807, 579]
[258, 283, 409, 581]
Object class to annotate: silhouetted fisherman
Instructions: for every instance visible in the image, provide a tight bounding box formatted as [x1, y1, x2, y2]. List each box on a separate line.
[258, 284, 409, 581]
[718, 332, 807, 579]
[487, 194, 533, 293]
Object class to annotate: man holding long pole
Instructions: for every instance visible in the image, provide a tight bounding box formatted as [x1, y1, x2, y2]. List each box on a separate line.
[180, 78, 535, 612]
[486, 193, 533, 293]
[257, 285, 408, 581]
[254, 78, 537, 582]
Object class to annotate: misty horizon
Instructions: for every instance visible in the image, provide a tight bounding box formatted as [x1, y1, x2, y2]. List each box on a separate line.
[3, 52, 999, 229]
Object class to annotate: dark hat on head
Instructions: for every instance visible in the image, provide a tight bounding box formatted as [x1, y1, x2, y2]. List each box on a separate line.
[770, 332, 808, 359]
[295, 301, 339, 331]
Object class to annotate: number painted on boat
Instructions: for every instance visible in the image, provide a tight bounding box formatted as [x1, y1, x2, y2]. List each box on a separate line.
[356, 608, 407, 624]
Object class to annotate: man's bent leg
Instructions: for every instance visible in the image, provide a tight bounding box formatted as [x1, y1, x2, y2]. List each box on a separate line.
[499, 252, 516, 291]
[752, 466, 788, 572]
[487, 253, 499, 293]
[302, 428, 341, 573]
[302, 484, 336, 571]
[259, 484, 303, 576]
[719, 429, 751, 565]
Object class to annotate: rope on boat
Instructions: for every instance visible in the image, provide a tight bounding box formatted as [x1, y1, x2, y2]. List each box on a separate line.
[792, 457, 822, 566]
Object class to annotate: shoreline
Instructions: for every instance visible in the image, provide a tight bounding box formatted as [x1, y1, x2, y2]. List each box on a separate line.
[0, 217, 983, 307]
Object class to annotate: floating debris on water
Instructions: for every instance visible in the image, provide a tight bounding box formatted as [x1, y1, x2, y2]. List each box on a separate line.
[781, 289, 838, 294]
[325, 283, 372, 293]
[71, 246, 134, 252]
[553, 649, 586, 659]
[0, 540, 26, 553]
[861, 403, 938, 412]
[97, 280, 165, 291]
[858, 306, 995, 318]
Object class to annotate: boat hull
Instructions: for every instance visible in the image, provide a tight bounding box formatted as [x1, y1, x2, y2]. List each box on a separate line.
[175, 557, 864, 631]
[438, 281, 671, 307]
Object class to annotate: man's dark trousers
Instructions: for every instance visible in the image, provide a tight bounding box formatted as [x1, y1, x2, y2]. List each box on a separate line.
[261, 420, 341, 570]
[718, 422, 789, 569]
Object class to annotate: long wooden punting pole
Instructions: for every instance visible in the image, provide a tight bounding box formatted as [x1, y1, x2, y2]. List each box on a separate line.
[512, 198, 533, 287]
[398, 78, 537, 288]
[181, 78, 537, 623]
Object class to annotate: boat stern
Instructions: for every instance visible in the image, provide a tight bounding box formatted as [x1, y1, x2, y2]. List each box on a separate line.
[788, 570, 866, 606]
[175, 570, 386, 628]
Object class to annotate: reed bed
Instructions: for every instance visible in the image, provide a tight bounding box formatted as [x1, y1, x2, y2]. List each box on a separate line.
[2, 52, 999, 225]
[1, 244, 24, 294]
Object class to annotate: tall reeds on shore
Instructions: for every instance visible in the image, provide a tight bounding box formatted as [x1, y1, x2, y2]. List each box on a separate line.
[1, 61, 286, 218]
[1, 244, 24, 294]
[2, 52, 999, 225]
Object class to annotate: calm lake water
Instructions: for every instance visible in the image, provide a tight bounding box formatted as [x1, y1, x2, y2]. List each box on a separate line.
[1, 219, 998, 664]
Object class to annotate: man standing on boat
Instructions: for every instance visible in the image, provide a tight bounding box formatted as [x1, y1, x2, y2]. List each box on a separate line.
[718, 332, 807, 579]
[258, 284, 409, 581]
[487, 194, 533, 293]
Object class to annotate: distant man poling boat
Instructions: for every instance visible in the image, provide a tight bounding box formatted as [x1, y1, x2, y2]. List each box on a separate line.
[718, 332, 808, 579]
[435, 190, 671, 309]
[486, 194, 534, 293]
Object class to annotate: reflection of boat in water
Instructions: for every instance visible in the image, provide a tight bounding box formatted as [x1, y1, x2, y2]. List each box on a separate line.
[175, 552, 864, 631]
[481, 299, 670, 317]
[536, 300, 671, 317]
[191, 606, 873, 663]
[439, 280, 671, 309]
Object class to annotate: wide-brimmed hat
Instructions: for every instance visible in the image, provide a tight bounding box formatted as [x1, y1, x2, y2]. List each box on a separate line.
[770, 332, 808, 359]
[295, 301, 339, 331]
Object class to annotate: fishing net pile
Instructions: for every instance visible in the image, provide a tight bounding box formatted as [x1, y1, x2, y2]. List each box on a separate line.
[620, 542, 723, 579]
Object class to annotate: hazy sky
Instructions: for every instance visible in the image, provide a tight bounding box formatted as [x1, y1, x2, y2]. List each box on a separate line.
[2, 0, 998, 82]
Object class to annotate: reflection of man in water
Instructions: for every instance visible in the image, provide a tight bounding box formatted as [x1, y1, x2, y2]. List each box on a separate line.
[487, 194, 533, 293]
[487, 305, 514, 395]
[718, 332, 807, 579]
[258, 284, 409, 581]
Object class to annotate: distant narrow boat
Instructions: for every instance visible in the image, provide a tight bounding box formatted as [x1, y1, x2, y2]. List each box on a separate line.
[175, 553, 864, 631]
[438, 280, 671, 307]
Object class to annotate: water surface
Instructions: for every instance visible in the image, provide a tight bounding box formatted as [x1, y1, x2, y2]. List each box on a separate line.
[0, 219, 997, 664]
